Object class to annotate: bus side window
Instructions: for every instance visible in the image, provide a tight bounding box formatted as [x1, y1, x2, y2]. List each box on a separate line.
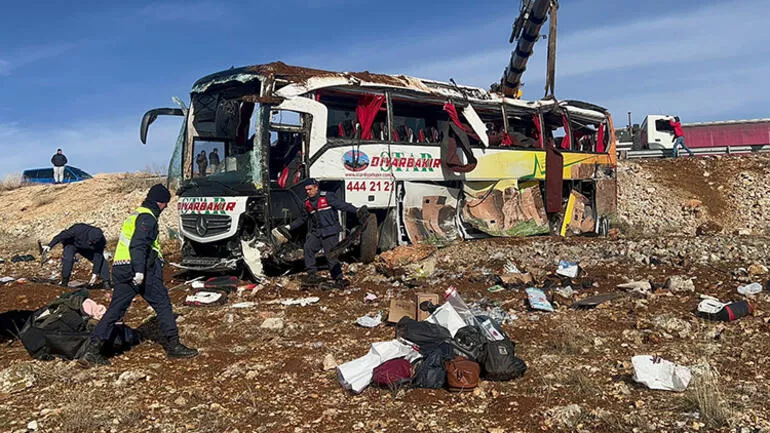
[390, 99, 446, 144]
[269, 110, 308, 188]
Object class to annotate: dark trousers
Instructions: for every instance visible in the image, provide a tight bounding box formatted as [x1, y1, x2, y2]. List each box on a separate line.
[62, 245, 110, 283]
[91, 265, 178, 344]
[304, 233, 342, 280]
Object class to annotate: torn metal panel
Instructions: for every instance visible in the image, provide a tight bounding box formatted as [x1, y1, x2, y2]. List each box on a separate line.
[402, 182, 461, 245]
[241, 239, 266, 278]
[560, 190, 595, 236]
[192, 72, 264, 94]
[594, 178, 618, 219]
[461, 181, 549, 236]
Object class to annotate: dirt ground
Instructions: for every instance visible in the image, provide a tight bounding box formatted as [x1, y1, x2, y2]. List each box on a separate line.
[2, 158, 770, 433]
[1, 236, 769, 433]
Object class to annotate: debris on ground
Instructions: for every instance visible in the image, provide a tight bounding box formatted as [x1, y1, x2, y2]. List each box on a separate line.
[737, 282, 762, 296]
[632, 355, 692, 392]
[356, 312, 383, 328]
[525, 288, 554, 312]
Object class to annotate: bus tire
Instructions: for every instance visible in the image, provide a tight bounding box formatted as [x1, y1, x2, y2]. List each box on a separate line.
[357, 214, 378, 264]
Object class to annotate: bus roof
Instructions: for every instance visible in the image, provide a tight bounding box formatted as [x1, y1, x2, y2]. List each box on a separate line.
[192, 61, 608, 117]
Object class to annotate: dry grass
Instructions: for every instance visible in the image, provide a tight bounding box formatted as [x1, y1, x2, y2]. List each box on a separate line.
[109, 173, 165, 194]
[0, 173, 23, 192]
[683, 366, 733, 428]
[564, 369, 601, 398]
[34, 194, 56, 208]
[30, 360, 76, 386]
[548, 324, 592, 355]
[55, 390, 110, 433]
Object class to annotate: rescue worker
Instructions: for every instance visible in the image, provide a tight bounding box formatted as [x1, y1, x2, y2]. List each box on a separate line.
[41, 223, 111, 289]
[80, 184, 198, 366]
[276, 178, 367, 288]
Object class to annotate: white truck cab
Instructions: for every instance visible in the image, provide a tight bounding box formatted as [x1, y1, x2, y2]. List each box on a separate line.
[638, 115, 676, 150]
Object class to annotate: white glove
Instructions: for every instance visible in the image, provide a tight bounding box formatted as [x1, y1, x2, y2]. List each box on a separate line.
[89, 274, 98, 285]
[103, 251, 113, 261]
[42, 245, 51, 253]
[132, 273, 144, 286]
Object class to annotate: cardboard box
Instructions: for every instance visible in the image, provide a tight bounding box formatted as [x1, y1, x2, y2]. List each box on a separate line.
[387, 299, 416, 323]
[499, 272, 534, 285]
[415, 293, 440, 321]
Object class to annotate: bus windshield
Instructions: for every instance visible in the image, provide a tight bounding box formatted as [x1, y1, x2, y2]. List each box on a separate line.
[184, 95, 264, 187]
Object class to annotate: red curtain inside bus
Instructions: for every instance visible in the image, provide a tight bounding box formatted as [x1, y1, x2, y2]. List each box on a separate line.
[560, 114, 571, 150]
[532, 114, 542, 147]
[443, 102, 474, 134]
[596, 123, 606, 153]
[356, 94, 385, 140]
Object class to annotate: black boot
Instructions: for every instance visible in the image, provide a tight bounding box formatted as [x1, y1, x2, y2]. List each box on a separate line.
[305, 272, 322, 285]
[60, 276, 70, 288]
[78, 340, 109, 367]
[163, 337, 199, 359]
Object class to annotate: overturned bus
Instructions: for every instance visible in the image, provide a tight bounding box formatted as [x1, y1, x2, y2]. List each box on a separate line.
[141, 62, 617, 278]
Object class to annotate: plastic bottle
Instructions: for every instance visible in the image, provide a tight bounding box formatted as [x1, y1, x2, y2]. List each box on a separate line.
[444, 287, 502, 341]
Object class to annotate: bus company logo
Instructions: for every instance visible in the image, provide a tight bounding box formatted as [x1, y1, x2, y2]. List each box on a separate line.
[342, 150, 370, 172]
[178, 197, 235, 214]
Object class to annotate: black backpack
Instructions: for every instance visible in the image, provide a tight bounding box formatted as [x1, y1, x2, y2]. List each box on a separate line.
[452, 326, 487, 363]
[396, 317, 451, 352]
[19, 291, 140, 361]
[412, 342, 454, 389]
[483, 339, 527, 381]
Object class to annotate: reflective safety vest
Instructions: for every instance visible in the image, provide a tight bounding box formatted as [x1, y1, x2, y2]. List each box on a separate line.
[304, 192, 330, 215]
[113, 207, 162, 266]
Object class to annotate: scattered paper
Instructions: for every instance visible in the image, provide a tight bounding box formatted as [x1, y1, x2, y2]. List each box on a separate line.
[278, 297, 320, 306]
[632, 355, 691, 392]
[231, 302, 256, 309]
[556, 260, 579, 278]
[364, 293, 378, 302]
[525, 288, 554, 312]
[356, 312, 383, 328]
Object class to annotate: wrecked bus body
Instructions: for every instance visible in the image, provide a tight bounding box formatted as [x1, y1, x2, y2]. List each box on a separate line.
[141, 62, 617, 278]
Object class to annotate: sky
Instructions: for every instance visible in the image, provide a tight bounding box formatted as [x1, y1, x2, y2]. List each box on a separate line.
[1, 0, 768, 178]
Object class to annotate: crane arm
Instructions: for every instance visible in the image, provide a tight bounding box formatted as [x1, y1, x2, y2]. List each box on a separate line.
[500, 0, 553, 97]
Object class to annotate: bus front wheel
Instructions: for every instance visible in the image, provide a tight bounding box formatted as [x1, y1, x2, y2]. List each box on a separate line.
[357, 214, 378, 264]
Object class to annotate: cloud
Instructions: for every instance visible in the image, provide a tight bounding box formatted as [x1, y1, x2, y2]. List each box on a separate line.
[0, 118, 183, 179]
[139, 1, 233, 23]
[0, 42, 77, 75]
[290, 0, 770, 122]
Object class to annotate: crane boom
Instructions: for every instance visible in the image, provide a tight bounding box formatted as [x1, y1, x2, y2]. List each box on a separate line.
[500, 0, 552, 97]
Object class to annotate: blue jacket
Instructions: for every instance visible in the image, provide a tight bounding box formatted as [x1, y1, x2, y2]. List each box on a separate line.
[49, 223, 106, 275]
[289, 192, 357, 238]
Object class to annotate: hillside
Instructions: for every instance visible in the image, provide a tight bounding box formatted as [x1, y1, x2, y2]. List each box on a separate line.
[1, 158, 769, 432]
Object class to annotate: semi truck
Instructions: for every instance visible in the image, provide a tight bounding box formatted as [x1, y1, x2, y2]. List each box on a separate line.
[635, 115, 770, 151]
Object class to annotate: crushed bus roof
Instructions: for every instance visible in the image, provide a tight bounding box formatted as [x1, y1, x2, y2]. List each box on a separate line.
[191, 61, 608, 117]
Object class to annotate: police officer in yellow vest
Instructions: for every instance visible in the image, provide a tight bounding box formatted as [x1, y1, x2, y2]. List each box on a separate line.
[81, 184, 198, 366]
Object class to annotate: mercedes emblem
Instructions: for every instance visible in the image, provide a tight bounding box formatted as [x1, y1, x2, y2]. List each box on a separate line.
[195, 216, 208, 236]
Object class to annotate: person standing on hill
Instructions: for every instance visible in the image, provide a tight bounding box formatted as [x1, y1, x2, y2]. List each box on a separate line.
[80, 184, 198, 366]
[51, 149, 67, 184]
[670, 116, 694, 158]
